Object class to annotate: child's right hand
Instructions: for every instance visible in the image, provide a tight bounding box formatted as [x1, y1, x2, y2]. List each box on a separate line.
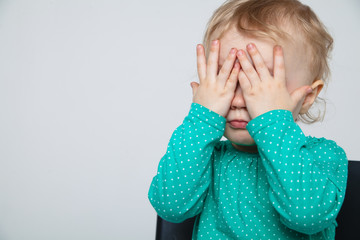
[190, 40, 240, 117]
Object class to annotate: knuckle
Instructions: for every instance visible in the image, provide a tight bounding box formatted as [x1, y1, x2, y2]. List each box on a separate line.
[248, 89, 256, 96]
[277, 62, 285, 70]
[210, 44, 218, 52]
[218, 67, 228, 76]
[242, 62, 253, 71]
[276, 59, 285, 69]
[275, 81, 283, 88]
[241, 64, 250, 72]
[207, 56, 217, 64]
[256, 61, 266, 70]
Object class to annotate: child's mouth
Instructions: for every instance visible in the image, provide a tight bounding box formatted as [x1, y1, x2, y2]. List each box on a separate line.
[228, 120, 248, 129]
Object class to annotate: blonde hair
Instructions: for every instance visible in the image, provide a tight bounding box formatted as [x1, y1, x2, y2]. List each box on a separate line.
[202, 0, 333, 124]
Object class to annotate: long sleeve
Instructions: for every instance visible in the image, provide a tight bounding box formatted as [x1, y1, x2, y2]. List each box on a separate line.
[246, 109, 348, 235]
[148, 103, 226, 223]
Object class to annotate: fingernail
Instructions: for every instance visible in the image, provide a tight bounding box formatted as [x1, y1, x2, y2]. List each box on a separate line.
[212, 40, 218, 46]
[306, 87, 313, 93]
[230, 48, 236, 55]
[237, 50, 244, 56]
[247, 43, 254, 50]
[275, 45, 282, 53]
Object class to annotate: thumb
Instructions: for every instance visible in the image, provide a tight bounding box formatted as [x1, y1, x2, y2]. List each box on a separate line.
[291, 85, 313, 103]
[190, 82, 199, 96]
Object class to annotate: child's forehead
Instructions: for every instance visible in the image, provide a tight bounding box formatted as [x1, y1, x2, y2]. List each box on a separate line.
[218, 30, 276, 69]
[220, 26, 287, 50]
[219, 23, 302, 48]
[218, 26, 304, 66]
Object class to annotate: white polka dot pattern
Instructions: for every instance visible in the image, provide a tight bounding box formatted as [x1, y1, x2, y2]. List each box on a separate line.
[148, 103, 348, 240]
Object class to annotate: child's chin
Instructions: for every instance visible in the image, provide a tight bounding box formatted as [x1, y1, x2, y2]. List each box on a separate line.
[231, 139, 256, 146]
[227, 135, 258, 152]
[224, 129, 254, 145]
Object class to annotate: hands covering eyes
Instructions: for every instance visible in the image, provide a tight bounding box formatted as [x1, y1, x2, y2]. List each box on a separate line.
[191, 41, 313, 120]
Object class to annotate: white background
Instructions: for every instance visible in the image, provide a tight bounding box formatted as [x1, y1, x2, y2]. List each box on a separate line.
[0, 0, 359, 239]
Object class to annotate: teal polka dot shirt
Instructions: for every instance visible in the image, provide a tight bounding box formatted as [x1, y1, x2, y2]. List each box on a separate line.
[148, 103, 348, 240]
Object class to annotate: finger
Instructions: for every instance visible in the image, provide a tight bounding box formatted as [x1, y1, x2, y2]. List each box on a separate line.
[273, 45, 286, 83]
[291, 85, 313, 104]
[246, 43, 272, 81]
[218, 47, 238, 87]
[237, 49, 261, 85]
[238, 69, 252, 91]
[196, 44, 207, 83]
[190, 82, 200, 96]
[225, 60, 240, 91]
[206, 40, 220, 81]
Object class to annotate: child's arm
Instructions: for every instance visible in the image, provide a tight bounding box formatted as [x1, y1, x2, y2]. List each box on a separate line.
[247, 109, 347, 235]
[148, 103, 226, 223]
[238, 43, 348, 234]
[148, 40, 239, 223]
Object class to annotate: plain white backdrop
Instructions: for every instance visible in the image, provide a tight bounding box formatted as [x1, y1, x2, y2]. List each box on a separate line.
[0, 0, 359, 239]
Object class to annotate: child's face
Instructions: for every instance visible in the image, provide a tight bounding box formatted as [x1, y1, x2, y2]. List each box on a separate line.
[218, 25, 315, 153]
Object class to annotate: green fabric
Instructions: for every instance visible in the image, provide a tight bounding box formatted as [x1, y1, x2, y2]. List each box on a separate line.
[148, 103, 348, 240]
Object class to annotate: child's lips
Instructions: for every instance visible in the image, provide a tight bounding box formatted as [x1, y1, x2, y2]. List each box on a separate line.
[228, 120, 248, 129]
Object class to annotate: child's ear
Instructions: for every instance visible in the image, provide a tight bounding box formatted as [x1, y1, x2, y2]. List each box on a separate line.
[299, 79, 324, 114]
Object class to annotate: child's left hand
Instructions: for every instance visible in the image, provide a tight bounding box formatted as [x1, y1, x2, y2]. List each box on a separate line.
[236, 43, 313, 120]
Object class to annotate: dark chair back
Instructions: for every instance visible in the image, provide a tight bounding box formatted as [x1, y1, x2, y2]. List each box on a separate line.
[335, 160, 360, 239]
[156, 160, 360, 240]
[156, 215, 196, 240]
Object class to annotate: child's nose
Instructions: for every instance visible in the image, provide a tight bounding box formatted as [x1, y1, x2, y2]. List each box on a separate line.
[230, 83, 246, 110]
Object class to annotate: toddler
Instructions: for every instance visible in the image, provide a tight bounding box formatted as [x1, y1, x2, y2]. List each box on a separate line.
[148, 0, 348, 239]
